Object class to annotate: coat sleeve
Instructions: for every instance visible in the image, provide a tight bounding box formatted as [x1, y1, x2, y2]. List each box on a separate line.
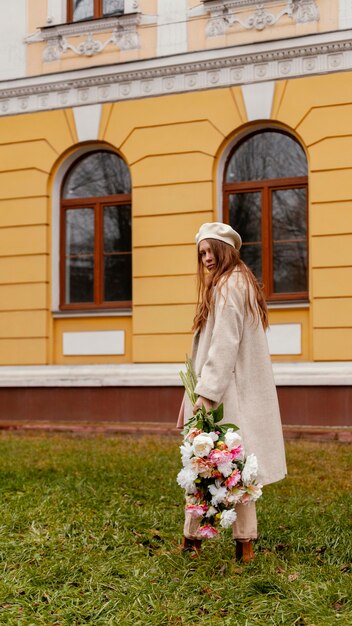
[194, 279, 245, 404]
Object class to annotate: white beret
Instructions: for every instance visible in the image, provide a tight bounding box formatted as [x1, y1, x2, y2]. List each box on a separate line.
[195, 222, 242, 250]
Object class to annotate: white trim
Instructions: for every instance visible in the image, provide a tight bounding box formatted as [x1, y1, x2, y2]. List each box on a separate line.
[0, 0, 26, 81]
[46, 0, 66, 25]
[63, 330, 125, 355]
[73, 104, 102, 141]
[0, 362, 351, 387]
[241, 81, 275, 120]
[267, 301, 309, 309]
[339, 0, 352, 29]
[157, 0, 188, 56]
[1, 29, 352, 116]
[266, 323, 301, 355]
[53, 309, 132, 318]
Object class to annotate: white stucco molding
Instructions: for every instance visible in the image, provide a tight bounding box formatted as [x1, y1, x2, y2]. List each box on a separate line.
[1, 29, 352, 117]
[0, 362, 351, 387]
[202, 0, 319, 37]
[26, 13, 141, 61]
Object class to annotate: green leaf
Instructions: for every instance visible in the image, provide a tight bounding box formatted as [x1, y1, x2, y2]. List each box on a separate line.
[213, 403, 224, 423]
[220, 422, 239, 430]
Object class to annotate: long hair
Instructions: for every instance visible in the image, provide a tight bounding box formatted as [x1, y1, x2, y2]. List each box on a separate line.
[192, 238, 268, 332]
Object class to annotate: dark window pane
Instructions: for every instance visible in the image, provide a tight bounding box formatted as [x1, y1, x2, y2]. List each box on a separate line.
[272, 188, 307, 241]
[273, 242, 307, 293]
[228, 192, 262, 243]
[72, 0, 94, 21]
[240, 244, 262, 283]
[103, 0, 124, 16]
[104, 255, 132, 302]
[226, 132, 307, 182]
[63, 151, 131, 198]
[228, 192, 262, 280]
[66, 208, 94, 255]
[104, 205, 131, 252]
[65, 256, 94, 303]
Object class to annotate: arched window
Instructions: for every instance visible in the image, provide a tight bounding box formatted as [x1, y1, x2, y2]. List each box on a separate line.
[60, 150, 132, 310]
[223, 130, 308, 301]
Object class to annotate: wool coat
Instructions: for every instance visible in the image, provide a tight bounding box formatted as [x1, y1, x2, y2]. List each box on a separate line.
[179, 270, 287, 486]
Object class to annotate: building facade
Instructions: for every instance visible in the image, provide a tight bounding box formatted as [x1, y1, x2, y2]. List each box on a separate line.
[0, 0, 351, 427]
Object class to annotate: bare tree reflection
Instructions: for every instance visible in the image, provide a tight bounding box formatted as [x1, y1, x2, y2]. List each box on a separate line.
[63, 152, 131, 198]
[225, 131, 308, 295]
[226, 132, 307, 182]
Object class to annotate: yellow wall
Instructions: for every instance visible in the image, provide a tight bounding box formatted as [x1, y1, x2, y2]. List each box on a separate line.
[1, 72, 351, 365]
[272, 73, 352, 361]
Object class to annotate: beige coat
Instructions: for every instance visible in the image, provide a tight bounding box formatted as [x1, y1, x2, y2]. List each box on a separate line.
[180, 270, 287, 486]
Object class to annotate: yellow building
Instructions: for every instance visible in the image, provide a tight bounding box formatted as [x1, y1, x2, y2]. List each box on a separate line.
[0, 0, 351, 429]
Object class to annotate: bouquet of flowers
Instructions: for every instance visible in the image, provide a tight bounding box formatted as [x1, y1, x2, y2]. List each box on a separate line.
[177, 357, 262, 539]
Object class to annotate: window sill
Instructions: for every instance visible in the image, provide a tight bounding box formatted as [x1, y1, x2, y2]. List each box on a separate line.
[267, 301, 310, 310]
[25, 13, 141, 61]
[52, 309, 132, 318]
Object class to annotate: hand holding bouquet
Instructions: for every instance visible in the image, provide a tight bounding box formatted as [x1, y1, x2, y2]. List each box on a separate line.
[177, 358, 262, 539]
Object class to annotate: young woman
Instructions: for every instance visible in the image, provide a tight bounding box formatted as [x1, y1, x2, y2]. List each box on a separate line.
[178, 222, 287, 561]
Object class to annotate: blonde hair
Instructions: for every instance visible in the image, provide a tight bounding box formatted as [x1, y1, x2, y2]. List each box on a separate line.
[192, 238, 268, 332]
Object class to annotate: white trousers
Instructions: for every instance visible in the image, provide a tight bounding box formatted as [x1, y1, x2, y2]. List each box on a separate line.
[184, 502, 257, 541]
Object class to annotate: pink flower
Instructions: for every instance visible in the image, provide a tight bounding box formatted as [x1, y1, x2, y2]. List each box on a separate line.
[198, 524, 219, 539]
[209, 449, 233, 465]
[192, 457, 214, 478]
[185, 504, 208, 518]
[225, 469, 241, 488]
[209, 449, 234, 477]
[230, 445, 243, 460]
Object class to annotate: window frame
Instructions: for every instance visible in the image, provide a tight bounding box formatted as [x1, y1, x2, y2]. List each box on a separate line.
[223, 133, 308, 302]
[67, 0, 123, 22]
[60, 192, 132, 311]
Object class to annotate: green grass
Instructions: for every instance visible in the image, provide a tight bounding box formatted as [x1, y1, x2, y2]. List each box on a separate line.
[0, 433, 350, 626]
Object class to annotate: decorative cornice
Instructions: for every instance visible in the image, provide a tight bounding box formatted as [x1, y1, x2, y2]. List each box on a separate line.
[0, 362, 351, 387]
[203, 0, 319, 36]
[1, 30, 352, 117]
[26, 13, 141, 61]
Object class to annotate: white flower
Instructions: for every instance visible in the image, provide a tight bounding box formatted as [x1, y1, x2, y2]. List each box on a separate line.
[208, 431, 219, 443]
[208, 483, 227, 506]
[220, 509, 237, 529]
[192, 433, 215, 458]
[244, 484, 263, 502]
[242, 453, 258, 485]
[180, 441, 193, 467]
[205, 505, 217, 518]
[224, 429, 242, 450]
[176, 467, 198, 494]
[217, 459, 233, 478]
[225, 488, 245, 505]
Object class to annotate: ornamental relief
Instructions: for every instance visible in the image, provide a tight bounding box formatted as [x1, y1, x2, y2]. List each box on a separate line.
[26, 14, 141, 62]
[203, 0, 320, 36]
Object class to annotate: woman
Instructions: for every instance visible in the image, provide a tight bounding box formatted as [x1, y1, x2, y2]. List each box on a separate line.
[178, 222, 287, 561]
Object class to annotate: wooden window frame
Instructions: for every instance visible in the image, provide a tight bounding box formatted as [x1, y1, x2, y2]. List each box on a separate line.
[60, 194, 132, 310]
[67, 0, 123, 22]
[223, 176, 309, 302]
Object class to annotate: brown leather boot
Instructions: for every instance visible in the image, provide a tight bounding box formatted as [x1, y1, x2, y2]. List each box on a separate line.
[235, 540, 254, 563]
[181, 537, 202, 556]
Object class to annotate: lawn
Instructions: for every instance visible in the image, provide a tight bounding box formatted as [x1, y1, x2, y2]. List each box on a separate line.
[0, 432, 350, 626]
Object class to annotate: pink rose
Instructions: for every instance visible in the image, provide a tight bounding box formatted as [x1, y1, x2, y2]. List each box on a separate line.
[185, 504, 208, 518]
[198, 524, 219, 539]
